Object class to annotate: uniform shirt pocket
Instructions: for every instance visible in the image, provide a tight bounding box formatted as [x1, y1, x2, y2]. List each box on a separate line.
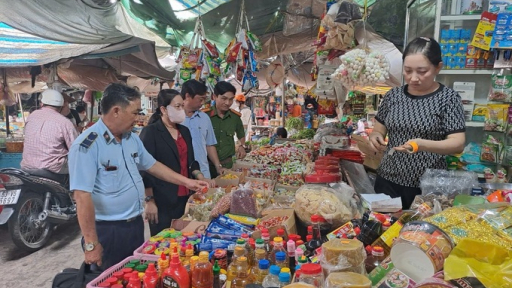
[99, 168, 118, 193]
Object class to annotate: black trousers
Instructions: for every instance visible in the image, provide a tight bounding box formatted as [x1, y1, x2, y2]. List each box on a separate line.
[149, 196, 189, 236]
[92, 215, 144, 270]
[374, 175, 422, 210]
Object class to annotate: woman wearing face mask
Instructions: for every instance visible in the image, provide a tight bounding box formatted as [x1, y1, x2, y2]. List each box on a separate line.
[369, 37, 466, 209]
[140, 89, 215, 236]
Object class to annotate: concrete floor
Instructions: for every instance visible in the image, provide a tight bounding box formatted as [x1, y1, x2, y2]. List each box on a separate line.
[0, 220, 150, 288]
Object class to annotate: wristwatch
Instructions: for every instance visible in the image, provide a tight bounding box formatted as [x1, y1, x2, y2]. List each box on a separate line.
[216, 163, 223, 168]
[83, 241, 98, 252]
[144, 195, 155, 202]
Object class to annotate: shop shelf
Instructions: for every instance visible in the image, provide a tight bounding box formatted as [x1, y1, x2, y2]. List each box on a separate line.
[439, 69, 495, 75]
[466, 121, 485, 127]
[440, 14, 482, 21]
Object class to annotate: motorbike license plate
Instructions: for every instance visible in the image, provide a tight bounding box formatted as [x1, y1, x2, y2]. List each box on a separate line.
[0, 189, 21, 205]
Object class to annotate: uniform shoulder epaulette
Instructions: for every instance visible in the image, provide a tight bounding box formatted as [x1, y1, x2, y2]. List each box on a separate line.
[229, 109, 242, 117]
[79, 132, 98, 150]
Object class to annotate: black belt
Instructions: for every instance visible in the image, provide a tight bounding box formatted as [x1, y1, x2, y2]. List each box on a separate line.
[96, 215, 142, 223]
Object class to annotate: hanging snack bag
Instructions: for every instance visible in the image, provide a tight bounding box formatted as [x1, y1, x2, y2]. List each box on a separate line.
[484, 104, 508, 132]
[480, 134, 502, 163]
[180, 69, 194, 82]
[488, 73, 512, 101]
[206, 56, 221, 77]
[226, 42, 243, 63]
[472, 104, 487, 122]
[202, 39, 220, 58]
[246, 31, 262, 51]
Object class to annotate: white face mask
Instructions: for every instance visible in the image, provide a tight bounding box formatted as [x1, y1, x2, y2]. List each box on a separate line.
[166, 105, 186, 124]
[79, 113, 86, 121]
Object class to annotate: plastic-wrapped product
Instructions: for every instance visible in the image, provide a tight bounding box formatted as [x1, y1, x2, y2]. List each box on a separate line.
[419, 169, 478, 197]
[294, 184, 354, 229]
[230, 184, 258, 218]
[318, 239, 367, 275]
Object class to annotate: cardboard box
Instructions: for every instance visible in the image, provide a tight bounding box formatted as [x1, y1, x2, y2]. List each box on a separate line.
[170, 218, 210, 234]
[252, 209, 297, 240]
[215, 170, 243, 188]
[351, 134, 384, 170]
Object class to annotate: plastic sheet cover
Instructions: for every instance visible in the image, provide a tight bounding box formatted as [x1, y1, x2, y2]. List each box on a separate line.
[420, 169, 478, 197]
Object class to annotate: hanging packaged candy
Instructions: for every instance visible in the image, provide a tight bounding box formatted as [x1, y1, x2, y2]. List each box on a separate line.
[206, 56, 221, 77]
[177, 46, 190, 63]
[224, 38, 236, 59]
[236, 65, 244, 82]
[180, 69, 194, 82]
[182, 48, 202, 69]
[226, 42, 242, 63]
[248, 51, 258, 72]
[332, 49, 390, 89]
[246, 31, 262, 51]
[175, 16, 225, 88]
[206, 77, 218, 94]
[202, 39, 220, 58]
[488, 73, 512, 102]
[238, 29, 249, 50]
[484, 104, 508, 132]
[242, 71, 259, 92]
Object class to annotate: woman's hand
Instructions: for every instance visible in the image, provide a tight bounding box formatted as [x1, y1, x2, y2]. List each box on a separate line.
[186, 179, 209, 193]
[144, 201, 158, 224]
[369, 132, 388, 152]
[201, 178, 216, 188]
[393, 139, 422, 154]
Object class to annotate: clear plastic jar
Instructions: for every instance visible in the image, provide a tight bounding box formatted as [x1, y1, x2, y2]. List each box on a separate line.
[298, 263, 324, 288]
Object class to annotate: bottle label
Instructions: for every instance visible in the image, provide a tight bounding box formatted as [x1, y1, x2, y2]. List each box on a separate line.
[162, 276, 181, 288]
[380, 221, 403, 247]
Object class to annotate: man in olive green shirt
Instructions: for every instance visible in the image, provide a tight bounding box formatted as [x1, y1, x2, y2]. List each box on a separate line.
[206, 81, 246, 177]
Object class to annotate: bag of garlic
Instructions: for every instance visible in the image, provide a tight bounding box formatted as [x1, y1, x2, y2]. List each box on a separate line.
[332, 48, 390, 89]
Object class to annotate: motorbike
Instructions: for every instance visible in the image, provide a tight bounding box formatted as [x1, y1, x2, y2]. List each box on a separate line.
[0, 168, 76, 252]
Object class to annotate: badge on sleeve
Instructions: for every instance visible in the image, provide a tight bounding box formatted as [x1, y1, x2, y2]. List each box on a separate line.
[80, 132, 98, 150]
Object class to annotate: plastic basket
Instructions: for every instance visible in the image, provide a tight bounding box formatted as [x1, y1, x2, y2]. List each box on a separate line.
[133, 241, 161, 261]
[0, 152, 22, 169]
[86, 255, 157, 288]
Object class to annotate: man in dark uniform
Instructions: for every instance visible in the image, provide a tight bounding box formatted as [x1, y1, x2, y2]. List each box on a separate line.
[205, 81, 246, 177]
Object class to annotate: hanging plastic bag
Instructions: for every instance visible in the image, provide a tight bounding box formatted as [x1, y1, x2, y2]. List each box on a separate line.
[202, 39, 220, 58]
[226, 42, 242, 63]
[246, 31, 262, 51]
[444, 239, 512, 288]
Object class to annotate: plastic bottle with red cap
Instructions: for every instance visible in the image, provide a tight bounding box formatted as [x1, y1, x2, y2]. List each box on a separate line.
[298, 263, 324, 288]
[261, 232, 272, 255]
[276, 228, 286, 241]
[305, 215, 323, 257]
[161, 247, 190, 288]
[143, 263, 159, 288]
[126, 271, 141, 288]
[365, 246, 385, 273]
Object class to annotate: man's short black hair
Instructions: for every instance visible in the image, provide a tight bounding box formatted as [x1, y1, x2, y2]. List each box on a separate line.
[181, 79, 207, 99]
[101, 83, 141, 114]
[75, 105, 86, 114]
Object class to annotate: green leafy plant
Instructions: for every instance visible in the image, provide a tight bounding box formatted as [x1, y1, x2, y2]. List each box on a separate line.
[286, 117, 303, 131]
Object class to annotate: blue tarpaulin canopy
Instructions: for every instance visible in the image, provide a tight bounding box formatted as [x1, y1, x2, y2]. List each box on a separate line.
[0, 23, 107, 67]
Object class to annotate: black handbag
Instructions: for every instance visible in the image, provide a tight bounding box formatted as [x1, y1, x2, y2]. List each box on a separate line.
[52, 262, 102, 288]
